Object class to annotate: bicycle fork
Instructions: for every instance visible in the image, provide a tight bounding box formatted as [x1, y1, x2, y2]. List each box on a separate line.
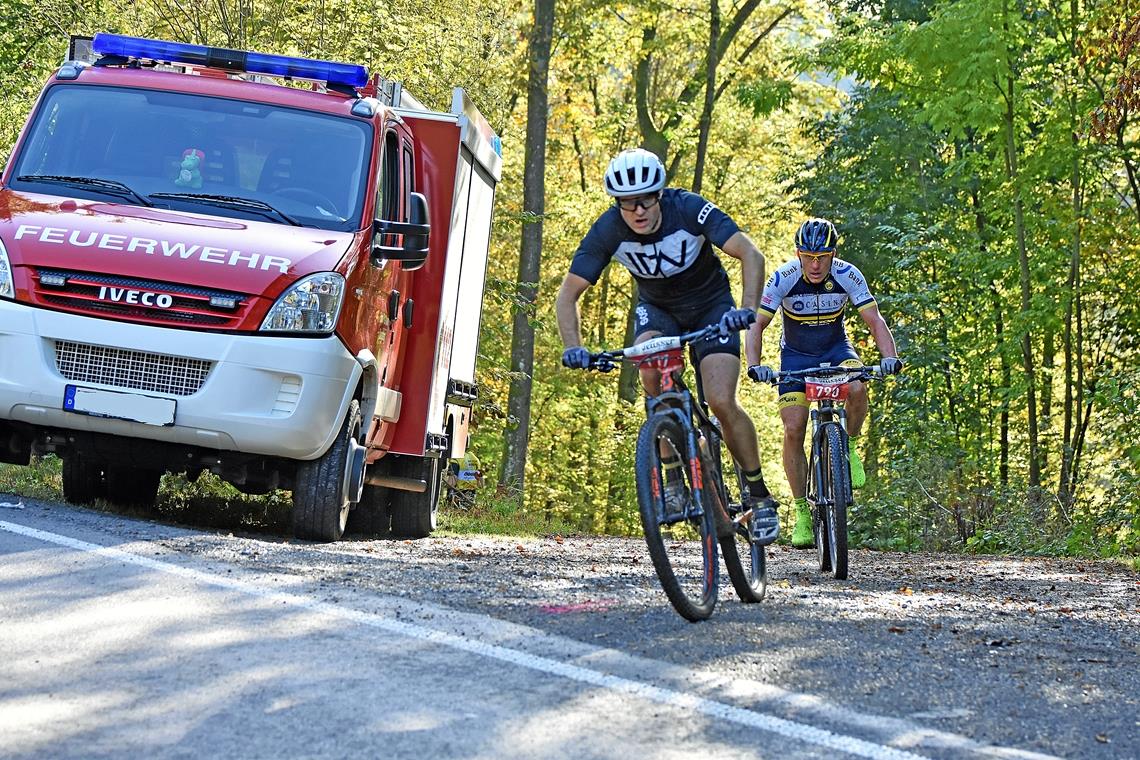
[808, 404, 848, 508]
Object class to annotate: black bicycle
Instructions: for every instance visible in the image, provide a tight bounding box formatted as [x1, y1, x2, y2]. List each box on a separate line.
[585, 324, 766, 621]
[758, 364, 884, 580]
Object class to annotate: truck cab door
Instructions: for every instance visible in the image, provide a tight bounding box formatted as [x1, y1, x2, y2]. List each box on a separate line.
[366, 123, 416, 450]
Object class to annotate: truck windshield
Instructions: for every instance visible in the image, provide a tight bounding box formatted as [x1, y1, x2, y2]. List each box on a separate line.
[8, 84, 372, 232]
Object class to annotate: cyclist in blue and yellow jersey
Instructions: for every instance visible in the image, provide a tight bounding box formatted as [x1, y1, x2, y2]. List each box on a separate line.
[556, 148, 780, 544]
[746, 218, 902, 549]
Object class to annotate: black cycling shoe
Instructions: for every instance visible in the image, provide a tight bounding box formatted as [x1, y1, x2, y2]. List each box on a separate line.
[747, 495, 780, 546]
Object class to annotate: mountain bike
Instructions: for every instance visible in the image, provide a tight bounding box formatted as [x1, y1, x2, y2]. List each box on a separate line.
[758, 363, 884, 580]
[441, 479, 476, 511]
[441, 464, 480, 511]
[585, 323, 767, 621]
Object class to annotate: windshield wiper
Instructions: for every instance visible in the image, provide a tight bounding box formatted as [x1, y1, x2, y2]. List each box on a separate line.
[16, 174, 153, 207]
[148, 192, 302, 227]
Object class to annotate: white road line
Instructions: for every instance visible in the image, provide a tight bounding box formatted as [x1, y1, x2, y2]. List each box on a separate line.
[3, 519, 930, 759]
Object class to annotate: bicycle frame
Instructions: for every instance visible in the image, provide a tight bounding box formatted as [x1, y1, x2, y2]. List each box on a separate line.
[807, 394, 850, 511]
[595, 329, 727, 529]
[639, 349, 716, 527]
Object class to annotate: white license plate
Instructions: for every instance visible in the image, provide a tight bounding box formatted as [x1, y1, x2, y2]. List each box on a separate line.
[63, 385, 176, 427]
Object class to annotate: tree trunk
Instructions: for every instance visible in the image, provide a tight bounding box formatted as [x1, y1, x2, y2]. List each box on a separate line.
[1002, 2, 1041, 488]
[693, 0, 721, 194]
[991, 283, 1010, 487]
[499, 0, 555, 491]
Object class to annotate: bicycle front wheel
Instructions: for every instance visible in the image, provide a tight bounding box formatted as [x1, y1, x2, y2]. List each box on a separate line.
[635, 412, 718, 622]
[714, 456, 766, 603]
[807, 440, 831, 572]
[825, 424, 851, 580]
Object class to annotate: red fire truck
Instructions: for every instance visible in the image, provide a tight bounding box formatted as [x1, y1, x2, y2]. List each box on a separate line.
[0, 34, 500, 541]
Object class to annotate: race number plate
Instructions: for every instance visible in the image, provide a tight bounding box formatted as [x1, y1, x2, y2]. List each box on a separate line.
[804, 379, 849, 402]
[63, 385, 176, 427]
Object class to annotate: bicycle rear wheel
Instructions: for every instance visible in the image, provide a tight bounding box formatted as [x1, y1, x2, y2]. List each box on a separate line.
[711, 450, 766, 603]
[807, 437, 831, 572]
[825, 424, 851, 580]
[635, 412, 718, 622]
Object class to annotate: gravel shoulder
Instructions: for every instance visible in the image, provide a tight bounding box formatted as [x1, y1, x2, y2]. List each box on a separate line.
[4, 499, 1138, 759]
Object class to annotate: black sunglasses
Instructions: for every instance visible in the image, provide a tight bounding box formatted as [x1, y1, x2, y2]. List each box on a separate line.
[616, 194, 661, 211]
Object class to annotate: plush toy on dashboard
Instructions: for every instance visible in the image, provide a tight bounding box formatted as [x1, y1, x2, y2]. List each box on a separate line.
[174, 148, 205, 189]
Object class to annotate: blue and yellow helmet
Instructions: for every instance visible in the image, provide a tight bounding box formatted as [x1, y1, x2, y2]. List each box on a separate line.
[795, 218, 838, 253]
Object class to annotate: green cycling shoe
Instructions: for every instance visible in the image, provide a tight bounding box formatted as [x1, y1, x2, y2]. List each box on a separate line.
[791, 501, 814, 549]
[849, 439, 866, 490]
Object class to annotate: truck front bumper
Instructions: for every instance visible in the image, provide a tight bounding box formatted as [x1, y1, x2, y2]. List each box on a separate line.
[0, 300, 360, 460]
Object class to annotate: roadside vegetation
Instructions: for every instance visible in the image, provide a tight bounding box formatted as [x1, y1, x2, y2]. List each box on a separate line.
[0, 457, 576, 539]
[1, 1, 1136, 561]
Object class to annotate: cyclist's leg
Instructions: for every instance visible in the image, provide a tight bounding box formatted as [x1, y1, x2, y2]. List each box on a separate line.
[845, 379, 868, 489]
[632, 301, 679, 395]
[688, 298, 761, 476]
[777, 347, 815, 548]
[846, 380, 868, 434]
[779, 402, 810, 500]
[780, 401, 814, 548]
[697, 353, 758, 471]
[634, 302, 689, 507]
[776, 346, 814, 497]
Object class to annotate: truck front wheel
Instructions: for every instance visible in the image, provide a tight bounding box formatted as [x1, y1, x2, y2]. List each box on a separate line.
[390, 456, 442, 538]
[293, 400, 362, 542]
[62, 455, 105, 505]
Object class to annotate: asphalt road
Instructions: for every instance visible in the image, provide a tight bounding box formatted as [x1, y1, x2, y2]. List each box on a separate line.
[1, 498, 1136, 759]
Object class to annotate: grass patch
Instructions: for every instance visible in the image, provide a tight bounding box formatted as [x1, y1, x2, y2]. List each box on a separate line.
[0, 456, 64, 502]
[436, 488, 576, 538]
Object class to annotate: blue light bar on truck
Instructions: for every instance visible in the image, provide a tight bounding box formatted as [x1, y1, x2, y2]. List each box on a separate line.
[91, 33, 368, 89]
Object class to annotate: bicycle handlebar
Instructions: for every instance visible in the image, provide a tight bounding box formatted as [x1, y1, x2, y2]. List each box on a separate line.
[586, 323, 731, 373]
[755, 364, 886, 385]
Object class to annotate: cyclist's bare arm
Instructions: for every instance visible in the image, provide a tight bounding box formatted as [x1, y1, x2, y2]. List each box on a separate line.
[752, 310, 775, 366]
[720, 232, 766, 367]
[556, 272, 592, 348]
[858, 304, 898, 359]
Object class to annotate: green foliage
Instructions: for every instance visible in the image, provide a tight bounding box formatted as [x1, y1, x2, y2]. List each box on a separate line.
[735, 79, 794, 117]
[797, 0, 1140, 559]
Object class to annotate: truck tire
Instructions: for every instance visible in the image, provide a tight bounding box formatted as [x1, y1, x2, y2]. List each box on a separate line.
[345, 483, 391, 537]
[104, 466, 162, 510]
[390, 456, 442, 538]
[62, 455, 105, 505]
[293, 400, 361, 542]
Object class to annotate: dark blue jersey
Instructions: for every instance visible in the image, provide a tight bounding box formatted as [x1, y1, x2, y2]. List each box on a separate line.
[568, 188, 740, 311]
[758, 257, 876, 356]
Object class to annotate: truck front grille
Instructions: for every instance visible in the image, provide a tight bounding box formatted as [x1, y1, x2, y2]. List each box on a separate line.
[33, 269, 247, 328]
[55, 340, 213, 397]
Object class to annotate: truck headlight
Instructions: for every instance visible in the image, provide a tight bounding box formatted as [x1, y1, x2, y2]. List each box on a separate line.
[0, 238, 13, 299]
[260, 272, 345, 333]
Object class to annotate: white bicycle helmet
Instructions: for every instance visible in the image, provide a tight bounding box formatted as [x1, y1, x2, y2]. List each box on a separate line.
[604, 148, 666, 197]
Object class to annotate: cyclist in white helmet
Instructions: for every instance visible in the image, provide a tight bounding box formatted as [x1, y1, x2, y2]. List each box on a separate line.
[556, 148, 780, 544]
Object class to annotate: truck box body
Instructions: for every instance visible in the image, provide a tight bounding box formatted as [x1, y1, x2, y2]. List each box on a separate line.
[0, 35, 500, 540]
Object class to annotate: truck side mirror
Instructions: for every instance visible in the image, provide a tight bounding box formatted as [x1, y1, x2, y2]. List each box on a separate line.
[372, 192, 430, 270]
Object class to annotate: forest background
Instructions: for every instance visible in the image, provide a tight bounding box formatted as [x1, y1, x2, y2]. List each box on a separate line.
[0, 0, 1137, 559]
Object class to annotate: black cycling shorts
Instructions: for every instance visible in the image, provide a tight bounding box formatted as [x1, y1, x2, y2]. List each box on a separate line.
[633, 296, 739, 369]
